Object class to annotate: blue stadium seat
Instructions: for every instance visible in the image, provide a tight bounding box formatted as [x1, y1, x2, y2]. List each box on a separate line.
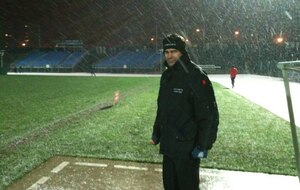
[95, 50, 161, 69]
[15, 50, 86, 68]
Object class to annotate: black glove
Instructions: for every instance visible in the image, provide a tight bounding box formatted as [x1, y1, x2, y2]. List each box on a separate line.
[192, 147, 208, 159]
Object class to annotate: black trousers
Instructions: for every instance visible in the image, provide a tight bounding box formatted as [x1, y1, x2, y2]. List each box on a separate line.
[162, 155, 200, 190]
[231, 76, 236, 86]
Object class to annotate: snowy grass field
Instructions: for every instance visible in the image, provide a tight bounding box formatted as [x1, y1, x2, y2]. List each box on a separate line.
[0, 75, 296, 189]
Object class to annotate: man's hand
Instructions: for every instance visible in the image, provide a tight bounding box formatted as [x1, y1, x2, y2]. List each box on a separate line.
[192, 147, 208, 159]
[150, 134, 159, 145]
[149, 139, 156, 145]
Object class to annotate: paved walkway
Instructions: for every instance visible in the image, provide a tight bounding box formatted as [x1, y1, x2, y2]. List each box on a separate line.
[6, 72, 300, 189]
[7, 156, 300, 190]
[209, 74, 300, 127]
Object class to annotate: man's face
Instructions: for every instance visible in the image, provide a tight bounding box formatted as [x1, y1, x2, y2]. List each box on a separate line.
[164, 48, 182, 67]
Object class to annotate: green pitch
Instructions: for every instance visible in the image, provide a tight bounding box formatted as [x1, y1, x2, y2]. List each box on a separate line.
[0, 75, 296, 190]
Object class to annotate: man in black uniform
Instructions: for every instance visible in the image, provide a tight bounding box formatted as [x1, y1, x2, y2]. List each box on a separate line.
[150, 33, 219, 190]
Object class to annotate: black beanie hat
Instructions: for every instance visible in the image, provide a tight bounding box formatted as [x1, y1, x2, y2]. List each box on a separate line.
[163, 34, 186, 54]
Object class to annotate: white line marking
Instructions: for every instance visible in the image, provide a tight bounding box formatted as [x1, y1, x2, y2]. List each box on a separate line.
[26, 176, 50, 190]
[74, 162, 108, 167]
[51, 161, 70, 173]
[154, 168, 162, 172]
[114, 165, 148, 171]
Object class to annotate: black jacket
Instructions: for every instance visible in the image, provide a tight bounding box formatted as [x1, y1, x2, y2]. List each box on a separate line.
[152, 54, 219, 158]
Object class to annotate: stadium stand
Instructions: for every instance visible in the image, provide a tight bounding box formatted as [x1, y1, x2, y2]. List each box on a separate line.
[60, 51, 87, 68]
[30, 51, 69, 67]
[10, 47, 224, 74]
[14, 50, 86, 69]
[94, 49, 162, 70]
[15, 51, 45, 67]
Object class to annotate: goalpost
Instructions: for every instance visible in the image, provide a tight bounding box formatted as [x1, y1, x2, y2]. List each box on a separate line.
[277, 60, 300, 182]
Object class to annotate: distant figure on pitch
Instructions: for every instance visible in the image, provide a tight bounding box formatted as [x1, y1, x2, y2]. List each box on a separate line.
[229, 65, 238, 88]
[90, 65, 96, 77]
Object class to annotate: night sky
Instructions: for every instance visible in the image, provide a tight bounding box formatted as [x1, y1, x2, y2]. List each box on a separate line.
[0, 0, 299, 49]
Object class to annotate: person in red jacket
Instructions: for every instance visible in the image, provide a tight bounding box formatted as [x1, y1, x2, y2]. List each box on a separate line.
[229, 65, 238, 88]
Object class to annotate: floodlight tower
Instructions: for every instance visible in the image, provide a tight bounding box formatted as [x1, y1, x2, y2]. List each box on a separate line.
[0, 50, 4, 68]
